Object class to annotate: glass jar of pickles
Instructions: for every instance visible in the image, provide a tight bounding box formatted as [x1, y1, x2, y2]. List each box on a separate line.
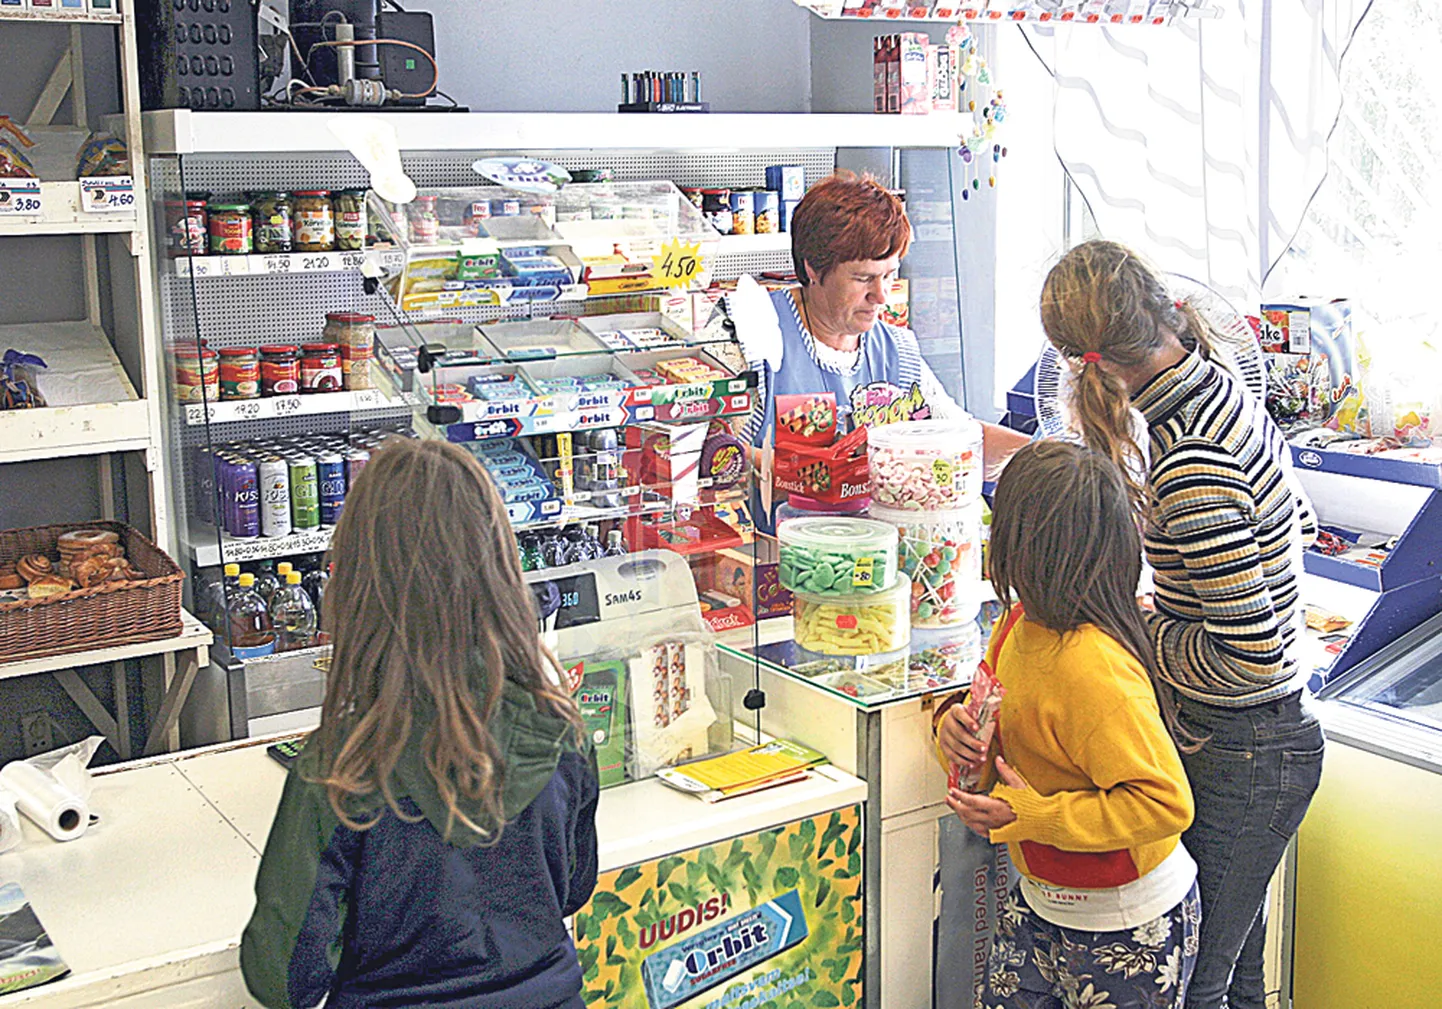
[208, 202, 252, 255]
[332, 190, 367, 251]
[293, 191, 335, 251]
[251, 192, 293, 254]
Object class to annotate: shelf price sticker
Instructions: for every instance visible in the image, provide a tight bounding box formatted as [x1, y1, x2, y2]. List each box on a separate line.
[652, 237, 704, 290]
[80, 175, 136, 213]
[0, 178, 43, 217]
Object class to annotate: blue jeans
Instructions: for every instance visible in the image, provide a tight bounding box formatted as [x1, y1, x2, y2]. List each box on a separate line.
[1176, 691, 1324, 1009]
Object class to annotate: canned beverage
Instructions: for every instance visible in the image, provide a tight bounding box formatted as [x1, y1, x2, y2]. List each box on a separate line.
[288, 456, 321, 530]
[317, 453, 346, 526]
[259, 457, 292, 538]
[230, 457, 261, 538]
[346, 448, 370, 488]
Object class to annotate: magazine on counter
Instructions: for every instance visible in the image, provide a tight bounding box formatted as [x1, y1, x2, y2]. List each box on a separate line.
[0, 882, 69, 995]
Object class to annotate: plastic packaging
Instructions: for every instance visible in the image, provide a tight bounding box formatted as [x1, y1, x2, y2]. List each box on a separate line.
[778, 516, 898, 597]
[228, 572, 276, 659]
[0, 789, 19, 853]
[872, 503, 983, 626]
[775, 494, 870, 524]
[0, 736, 103, 844]
[793, 574, 912, 656]
[867, 416, 983, 510]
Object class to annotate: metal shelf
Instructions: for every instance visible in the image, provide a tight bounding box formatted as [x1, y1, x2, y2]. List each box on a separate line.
[182, 387, 412, 426]
[0, 7, 123, 24]
[716, 232, 792, 256]
[186, 521, 334, 568]
[142, 110, 973, 156]
[165, 248, 402, 279]
[0, 321, 151, 464]
[0, 180, 138, 237]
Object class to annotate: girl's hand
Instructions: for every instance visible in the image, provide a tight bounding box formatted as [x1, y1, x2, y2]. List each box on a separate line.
[938, 705, 987, 767]
[945, 757, 1029, 839]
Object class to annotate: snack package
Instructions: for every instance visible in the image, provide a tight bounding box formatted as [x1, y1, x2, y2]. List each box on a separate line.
[773, 424, 871, 504]
[0, 117, 37, 179]
[76, 132, 129, 178]
[775, 392, 838, 445]
[1259, 300, 1358, 433]
[1, 350, 47, 411]
[947, 662, 1005, 793]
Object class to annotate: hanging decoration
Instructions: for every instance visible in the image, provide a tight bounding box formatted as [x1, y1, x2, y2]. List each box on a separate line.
[949, 22, 1008, 203]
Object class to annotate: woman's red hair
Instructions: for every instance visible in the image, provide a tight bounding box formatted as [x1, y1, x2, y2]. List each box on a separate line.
[790, 171, 911, 286]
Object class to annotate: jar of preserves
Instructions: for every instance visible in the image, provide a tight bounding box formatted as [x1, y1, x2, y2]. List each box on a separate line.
[407, 195, 439, 244]
[251, 192, 293, 254]
[259, 345, 302, 396]
[166, 195, 208, 258]
[293, 191, 335, 252]
[332, 190, 367, 251]
[323, 313, 376, 390]
[218, 346, 261, 400]
[300, 343, 343, 393]
[173, 346, 218, 402]
[208, 201, 252, 255]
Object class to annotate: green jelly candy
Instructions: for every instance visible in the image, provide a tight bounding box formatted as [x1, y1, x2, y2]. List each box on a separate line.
[942, 545, 958, 561]
[810, 566, 835, 591]
[917, 600, 934, 620]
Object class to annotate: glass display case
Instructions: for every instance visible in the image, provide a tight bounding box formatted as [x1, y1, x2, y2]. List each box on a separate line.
[149, 159, 762, 782]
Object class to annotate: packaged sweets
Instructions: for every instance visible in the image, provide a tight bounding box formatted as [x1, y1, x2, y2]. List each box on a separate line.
[872, 503, 982, 626]
[867, 416, 983, 510]
[779, 516, 899, 597]
[775, 392, 837, 445]
[793, 575, 911, 656]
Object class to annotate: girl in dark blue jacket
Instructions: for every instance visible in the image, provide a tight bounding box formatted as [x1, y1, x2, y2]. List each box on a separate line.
[241, 439, 599, 1009]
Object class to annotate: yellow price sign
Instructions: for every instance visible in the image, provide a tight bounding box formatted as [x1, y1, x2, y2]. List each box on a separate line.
[652, 237, 705, 290]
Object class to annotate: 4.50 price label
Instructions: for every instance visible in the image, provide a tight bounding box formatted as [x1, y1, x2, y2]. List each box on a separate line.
[80, 176, 136, 214]
[0, 179, 44, 217]
[652, 237, 705, 290]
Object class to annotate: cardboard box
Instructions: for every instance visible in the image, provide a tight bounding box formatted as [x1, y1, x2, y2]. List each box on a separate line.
[882, 278, 910, 329]
[765, 165, 806, 203]
[565, 658, 629, 788]
[899, 32, 931, 115]
[929, 43, 958, 112]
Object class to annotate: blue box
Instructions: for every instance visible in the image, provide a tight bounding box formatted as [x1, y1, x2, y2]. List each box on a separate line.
[765, 165, 805, 202]
[779, 200, 801, 233]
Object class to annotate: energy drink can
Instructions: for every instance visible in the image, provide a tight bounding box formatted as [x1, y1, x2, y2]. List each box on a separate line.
[317, 453, 346, 526]
[346, 448, 370, 488]
[288, 455, 321, 530]
[231, 457, 260, 538]
[258, 457, 292, 538]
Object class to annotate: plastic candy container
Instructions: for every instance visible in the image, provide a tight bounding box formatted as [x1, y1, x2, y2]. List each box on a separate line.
[793, 575, 912, 656]
[867, 417, 983, 510]
[774, 494, 870, 524]
[872, 503, 983, 627]
[778, 517, 899, 597]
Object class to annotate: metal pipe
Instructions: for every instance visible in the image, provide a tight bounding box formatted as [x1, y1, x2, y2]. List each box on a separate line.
[334, 20, 355, 88]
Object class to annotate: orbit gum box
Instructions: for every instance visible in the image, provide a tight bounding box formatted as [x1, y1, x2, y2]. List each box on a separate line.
[640, 889, 810, 1008]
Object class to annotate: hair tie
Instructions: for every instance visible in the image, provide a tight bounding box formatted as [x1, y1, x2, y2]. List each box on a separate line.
[1174, 299, 1186, 311]
[1082, 352, 1103, 364]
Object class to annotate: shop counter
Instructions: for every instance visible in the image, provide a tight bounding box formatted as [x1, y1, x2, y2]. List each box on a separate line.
[0, 736, 865, 1008]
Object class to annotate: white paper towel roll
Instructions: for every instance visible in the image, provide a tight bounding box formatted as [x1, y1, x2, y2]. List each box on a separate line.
[0, 760, 89, 842]
[0, 790, 20, 853]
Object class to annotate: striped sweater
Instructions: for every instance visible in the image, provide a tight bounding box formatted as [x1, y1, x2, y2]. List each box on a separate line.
[1134, 352, 1317, 707]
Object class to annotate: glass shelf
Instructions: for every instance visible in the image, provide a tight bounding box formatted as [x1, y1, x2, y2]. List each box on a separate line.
[719, 621, 982, 709]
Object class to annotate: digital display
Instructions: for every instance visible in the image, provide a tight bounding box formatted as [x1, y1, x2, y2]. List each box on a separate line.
[546, 571, 600, 630]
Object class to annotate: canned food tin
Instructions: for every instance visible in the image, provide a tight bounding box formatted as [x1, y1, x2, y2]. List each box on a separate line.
[300, 343, 343, 393]
[260, 345, 301, 396]
[728, 190, 755, 236]
[753, 190, 779, 235]
[218, 347, 260, 400]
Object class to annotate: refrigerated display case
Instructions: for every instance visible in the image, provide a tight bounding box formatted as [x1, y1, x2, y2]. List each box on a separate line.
[1292, 610, 1442, 1007]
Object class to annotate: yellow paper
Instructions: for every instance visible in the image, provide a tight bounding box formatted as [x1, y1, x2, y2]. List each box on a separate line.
[652, 237, 704, 290]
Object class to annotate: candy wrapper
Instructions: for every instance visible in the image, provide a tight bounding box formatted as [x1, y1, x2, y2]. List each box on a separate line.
[76, 132, 129, 178]
[774, 392, 838, 445]
[0, 117, 37, 179]
[947, 663, 1005, 793]
[773, 424, 871, 504]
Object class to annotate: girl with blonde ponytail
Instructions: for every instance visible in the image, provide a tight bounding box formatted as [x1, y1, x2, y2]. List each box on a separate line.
[941, 240, 1324, 1009]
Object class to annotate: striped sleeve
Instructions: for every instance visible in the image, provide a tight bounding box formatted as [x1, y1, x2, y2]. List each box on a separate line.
[1146, 440, 1288, 694]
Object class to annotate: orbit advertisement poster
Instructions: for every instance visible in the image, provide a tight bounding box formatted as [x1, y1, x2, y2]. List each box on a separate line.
[572, 805, 864, 1009]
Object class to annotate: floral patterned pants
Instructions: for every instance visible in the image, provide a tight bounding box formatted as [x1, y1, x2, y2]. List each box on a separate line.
[983, 881, 1201, 1009]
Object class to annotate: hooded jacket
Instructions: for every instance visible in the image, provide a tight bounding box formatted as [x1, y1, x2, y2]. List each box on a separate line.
[240, 681, 599, 1009]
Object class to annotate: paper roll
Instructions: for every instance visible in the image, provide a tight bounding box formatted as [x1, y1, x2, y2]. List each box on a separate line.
[0, 790, 20, 853]
[0, 760, 89, 842]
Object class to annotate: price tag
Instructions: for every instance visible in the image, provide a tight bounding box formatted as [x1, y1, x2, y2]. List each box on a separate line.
[234, 400, 264, 420]
[300, 253, 335, 272]
[0, 179, 43, 217]
[932, 457, 955, 489]
[352, 389, 383, 409]
[189, 258, 215, 278]
[851, 556, 876, 589]
[272, 396, 302, 416]
[263, 255, 293, 275]
[652, 237, 705, 290]
[80, 175, 135, 213]
[340, 251, 365, 269]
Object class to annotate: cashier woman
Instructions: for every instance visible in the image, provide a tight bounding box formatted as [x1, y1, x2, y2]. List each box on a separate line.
[729, 171, 1027, 518]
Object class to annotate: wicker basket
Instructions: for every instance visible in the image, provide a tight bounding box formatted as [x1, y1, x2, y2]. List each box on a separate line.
[0, 521, 185, 663]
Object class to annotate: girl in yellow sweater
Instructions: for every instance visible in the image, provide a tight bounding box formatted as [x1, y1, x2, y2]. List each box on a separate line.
[943, 440, 1200, 1009]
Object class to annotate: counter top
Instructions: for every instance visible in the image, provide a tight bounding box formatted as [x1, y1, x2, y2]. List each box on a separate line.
[0, 737, 865, 1007]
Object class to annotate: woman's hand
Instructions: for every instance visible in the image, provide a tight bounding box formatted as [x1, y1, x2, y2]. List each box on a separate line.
[945, 757, 1028, 839]
[938, 704, 988, 767]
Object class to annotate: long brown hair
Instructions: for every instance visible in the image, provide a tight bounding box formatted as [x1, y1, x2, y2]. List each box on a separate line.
[308, 438, 581, 838]
[1039, 240, 1224, 505]
[990, 439, 1196, 750]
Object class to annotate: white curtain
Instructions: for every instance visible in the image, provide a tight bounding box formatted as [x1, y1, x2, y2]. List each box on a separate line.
[1040, 0, 1370, 305]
